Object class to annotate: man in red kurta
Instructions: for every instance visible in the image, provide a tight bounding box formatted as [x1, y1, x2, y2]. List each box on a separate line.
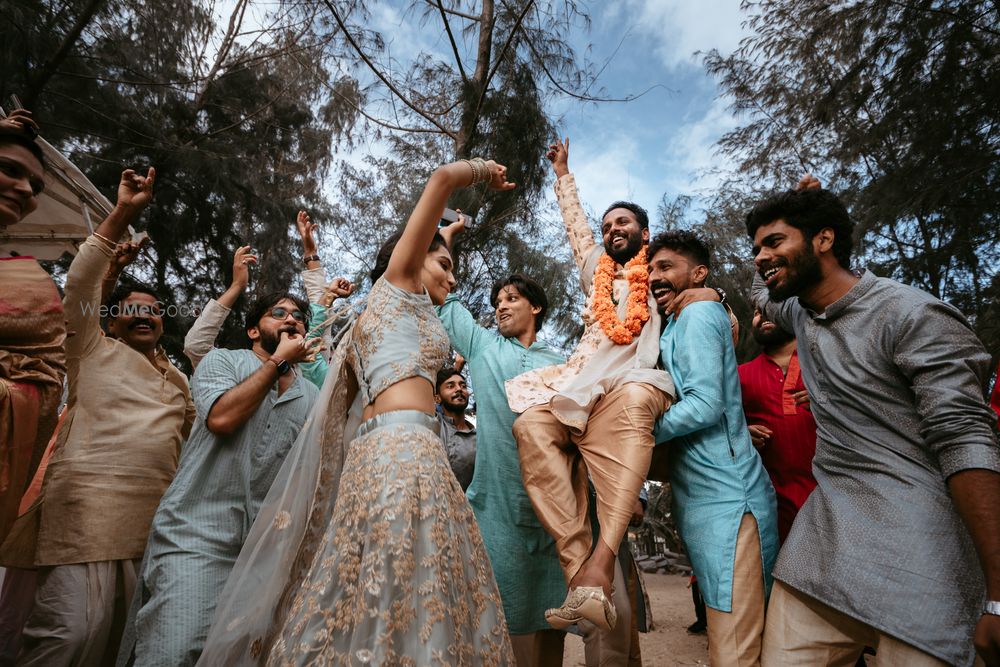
[738, 309, 817, 542]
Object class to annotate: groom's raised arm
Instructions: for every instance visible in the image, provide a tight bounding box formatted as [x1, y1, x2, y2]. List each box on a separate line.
[548, 138, 599, 286]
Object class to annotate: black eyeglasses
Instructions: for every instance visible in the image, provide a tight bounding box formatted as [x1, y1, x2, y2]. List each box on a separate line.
[269, 307, 306, 322]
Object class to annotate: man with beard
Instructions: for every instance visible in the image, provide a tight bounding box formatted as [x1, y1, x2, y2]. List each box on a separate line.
[745, 182, 1000, 667]
[11, 168, 197, 667]
[118, 292, 320, 667]
[648, 230, 777, 666]
[434, 367, 476, 491]
[507, 138, 674, 633]
[435, 251, 568, 665]
[738, 310, 817, 543]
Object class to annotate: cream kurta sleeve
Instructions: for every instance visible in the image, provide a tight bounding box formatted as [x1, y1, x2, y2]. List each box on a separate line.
[63, 235, 115, 359]
[183, 299, 232, 369]
[553, 174, 602, 294]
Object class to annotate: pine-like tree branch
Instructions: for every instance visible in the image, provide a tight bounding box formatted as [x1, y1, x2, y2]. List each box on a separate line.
[470, 0, 535, 125]
[886, 0, 1000, 37]
[24, 0, 104, 107]
[322, 0, 459, 140]
[517, 22, 661, 103]
[422, 0, 481, 22]
[193, 0, 249, 110]
[436, 0, 469, 84]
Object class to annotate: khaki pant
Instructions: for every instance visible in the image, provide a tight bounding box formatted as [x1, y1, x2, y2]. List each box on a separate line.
[624, 554, 644, 666]
[761, 580, 950, 667]
[706, 513, 766, 667]
[582, 557, 637, 666]
[513, 383, 669, 582]
[18, 560, 138, 667]
[510, 629, 565, 667]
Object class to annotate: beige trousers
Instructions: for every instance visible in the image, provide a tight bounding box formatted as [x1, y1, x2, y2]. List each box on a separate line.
[513, 383, 669, 582]
[706, 513, 766, 667]
[510, 629, 565, 667]
[18, 559, 139, 667]
[761, 580, 951, 667]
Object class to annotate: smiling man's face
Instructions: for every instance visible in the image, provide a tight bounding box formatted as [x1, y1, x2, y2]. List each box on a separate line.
[751, 309, 795, 346]
[752, 220, 823, 302]
[601, 207, 648, 265]
[107, 291, 164, 354]
[647, 247, 704, 315]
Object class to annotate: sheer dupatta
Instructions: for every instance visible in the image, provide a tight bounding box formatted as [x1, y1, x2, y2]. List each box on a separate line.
[198, 323, 360, 666]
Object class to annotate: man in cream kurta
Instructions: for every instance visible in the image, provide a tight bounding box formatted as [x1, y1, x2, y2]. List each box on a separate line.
[5, 168, 195, 667]
[507, 139, 674, 630]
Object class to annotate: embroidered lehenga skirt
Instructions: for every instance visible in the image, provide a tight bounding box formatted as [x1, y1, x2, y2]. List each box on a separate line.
[266, 410, 512, 666]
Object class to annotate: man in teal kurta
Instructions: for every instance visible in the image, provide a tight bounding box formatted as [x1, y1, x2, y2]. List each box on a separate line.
[647, 231, 778, 667]
[437, 274, 568, 665]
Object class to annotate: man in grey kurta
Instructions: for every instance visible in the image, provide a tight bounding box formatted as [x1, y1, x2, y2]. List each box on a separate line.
[742, 183, 1000, 667]
[120, 293, 320, 667]
[435, 366, 477, 490]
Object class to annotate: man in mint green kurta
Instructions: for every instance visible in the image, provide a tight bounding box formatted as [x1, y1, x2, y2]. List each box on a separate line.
[437, 275, 567, 660]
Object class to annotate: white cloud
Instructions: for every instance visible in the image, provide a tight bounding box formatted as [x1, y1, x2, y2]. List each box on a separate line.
[574, 137, 641, 204]
[617, 0, 747, 70]
[367, 3, 452, 65]
[659, 94, 740, 195]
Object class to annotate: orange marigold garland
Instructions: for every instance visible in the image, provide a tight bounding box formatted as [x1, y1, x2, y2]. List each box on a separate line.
[591, 246, 649, 344]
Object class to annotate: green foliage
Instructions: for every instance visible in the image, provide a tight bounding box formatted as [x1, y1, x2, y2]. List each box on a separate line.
[311, 0, 612, 348]
[2, 0, 354, 369]
[702, 0, 1000, 357]
[4, 0, 631, 365]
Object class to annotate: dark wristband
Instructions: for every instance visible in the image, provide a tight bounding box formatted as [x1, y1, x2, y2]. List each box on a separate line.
[267, 356, 291, 376]
[303, 254, 321, 265]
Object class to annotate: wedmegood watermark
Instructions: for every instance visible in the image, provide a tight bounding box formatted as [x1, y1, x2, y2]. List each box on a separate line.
[80, 301, 202, 318]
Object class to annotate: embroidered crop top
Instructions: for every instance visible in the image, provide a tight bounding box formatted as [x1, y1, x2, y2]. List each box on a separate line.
[348, 276, 451, 406]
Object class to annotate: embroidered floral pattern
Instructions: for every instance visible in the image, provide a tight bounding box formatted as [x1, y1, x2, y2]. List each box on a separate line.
[258, 277, 512, 665]
[349, 278, 450, 405]
[273, 511, 291, 530]
[266, 423, 512, 666]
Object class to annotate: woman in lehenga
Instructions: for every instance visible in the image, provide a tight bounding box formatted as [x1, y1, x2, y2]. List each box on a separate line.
[0, 115, 65, 545]
[199, 158, 516, 666]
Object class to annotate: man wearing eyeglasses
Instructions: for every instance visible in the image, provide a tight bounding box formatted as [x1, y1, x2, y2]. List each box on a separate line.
[118, 292, 321, 667]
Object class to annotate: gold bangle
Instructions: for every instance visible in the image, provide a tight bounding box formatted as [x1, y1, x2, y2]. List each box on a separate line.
[92, 232, 116, 247]
[462, 157, 490, 186]
[460, 159, 477, 186]
[473, 157, 489, 184]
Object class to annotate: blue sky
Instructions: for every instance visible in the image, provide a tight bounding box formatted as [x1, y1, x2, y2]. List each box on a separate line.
[549, 0, 747, 220]
[311, 0, 750, 224]
[211, 0, 751, 274]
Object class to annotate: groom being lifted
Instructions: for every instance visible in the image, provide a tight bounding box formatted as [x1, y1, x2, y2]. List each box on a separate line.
[508, 138, 674, 631]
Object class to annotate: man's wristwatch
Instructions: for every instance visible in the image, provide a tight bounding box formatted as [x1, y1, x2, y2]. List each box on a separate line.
[268, 356, 291, 376]
[303, 254, 321, 265]
[711, 287, 727, 304]
[985, 601, 1000, 616]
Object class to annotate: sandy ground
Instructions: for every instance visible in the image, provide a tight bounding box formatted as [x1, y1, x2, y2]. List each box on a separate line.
[563, 572, 710, 666]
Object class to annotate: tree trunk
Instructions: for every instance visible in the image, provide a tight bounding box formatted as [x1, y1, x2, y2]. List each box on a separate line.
[454, 0, 494, 158]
